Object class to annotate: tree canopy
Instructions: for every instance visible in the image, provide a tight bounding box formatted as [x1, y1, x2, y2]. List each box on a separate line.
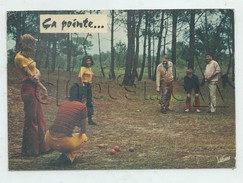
[7, 9, 234, 84]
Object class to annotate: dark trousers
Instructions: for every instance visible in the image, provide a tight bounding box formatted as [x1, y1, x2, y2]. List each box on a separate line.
[21, 80, 48, 156]
[83, 83, 94, 117]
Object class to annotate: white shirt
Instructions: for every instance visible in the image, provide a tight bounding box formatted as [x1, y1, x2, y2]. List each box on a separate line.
[204, 60, 221, 82]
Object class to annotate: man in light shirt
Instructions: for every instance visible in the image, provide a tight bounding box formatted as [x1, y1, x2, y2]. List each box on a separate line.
[204, 53, 221, 113]
[156, 55, 174, 114]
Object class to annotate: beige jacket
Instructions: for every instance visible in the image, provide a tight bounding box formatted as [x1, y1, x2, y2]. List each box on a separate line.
[156, 61, 174, 88]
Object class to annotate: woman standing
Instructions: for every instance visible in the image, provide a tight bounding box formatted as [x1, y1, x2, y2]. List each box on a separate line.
[14, 34, 49, 157]
[78, 55, 97, 125]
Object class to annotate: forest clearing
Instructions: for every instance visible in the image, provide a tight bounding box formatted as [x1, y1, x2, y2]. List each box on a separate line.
[8, 68, 235, 170]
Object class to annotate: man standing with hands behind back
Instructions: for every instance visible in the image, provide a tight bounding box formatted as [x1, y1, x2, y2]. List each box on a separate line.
[156, 55, 174, 114]
[204, 53, 221, 113]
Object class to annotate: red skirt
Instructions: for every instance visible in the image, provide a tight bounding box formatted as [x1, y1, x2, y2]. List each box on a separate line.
[21, 80, 48, 156]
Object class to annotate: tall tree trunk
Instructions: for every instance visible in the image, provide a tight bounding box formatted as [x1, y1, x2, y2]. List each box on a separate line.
[15, 12, 22, 52]
[110, 10, 116, 79]
[66, 33, 72, 71]
[133, 11, 143, 80]
[163, 18, 168, 56]
[226, 34, 232, 76]
[72, 35, 80, 72]
[123, 10, 135, 86]
[44, 34, 51, 69]
[230, 10, 235, 81]
[152, 10, 164, 81]
[21, 12, 26, 35]
[188, 10, 195, 69]
[51, 34, 57, 72]
[138, 11, 149, 81]
[98, 33, 105, 77]
[35, 14, 41, 69]
[152, 26, 155, 77]
[147, 13, 152, 79]
[35, 33, 41, 69]
[171, 10, 178, 79]
[204, 10, 209, 53]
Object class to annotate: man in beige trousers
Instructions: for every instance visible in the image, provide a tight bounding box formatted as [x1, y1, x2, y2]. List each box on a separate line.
[204, 53, 221, 113]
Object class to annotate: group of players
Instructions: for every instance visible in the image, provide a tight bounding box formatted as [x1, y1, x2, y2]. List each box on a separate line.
[156, 54, 220, 114]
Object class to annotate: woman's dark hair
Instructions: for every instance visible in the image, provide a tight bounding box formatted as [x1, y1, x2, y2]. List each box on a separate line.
[69, 83, 83, 101]
[81, 55, 94, 67]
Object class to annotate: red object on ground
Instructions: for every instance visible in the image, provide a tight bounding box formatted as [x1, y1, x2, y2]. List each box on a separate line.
[110, 149, 116, 155]
[114, 146, 120, 152]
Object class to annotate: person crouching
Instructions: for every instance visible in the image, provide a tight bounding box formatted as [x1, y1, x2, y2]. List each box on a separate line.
[45, 83, 88, 165]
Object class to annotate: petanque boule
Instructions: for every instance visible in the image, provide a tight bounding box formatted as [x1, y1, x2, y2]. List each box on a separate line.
[110, 149, 116, 155]
[114, 146, 120, 152]
[129, 147, 134, 152]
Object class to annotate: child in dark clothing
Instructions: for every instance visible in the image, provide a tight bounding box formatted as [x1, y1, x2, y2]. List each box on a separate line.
[184, 69, 200, 113]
